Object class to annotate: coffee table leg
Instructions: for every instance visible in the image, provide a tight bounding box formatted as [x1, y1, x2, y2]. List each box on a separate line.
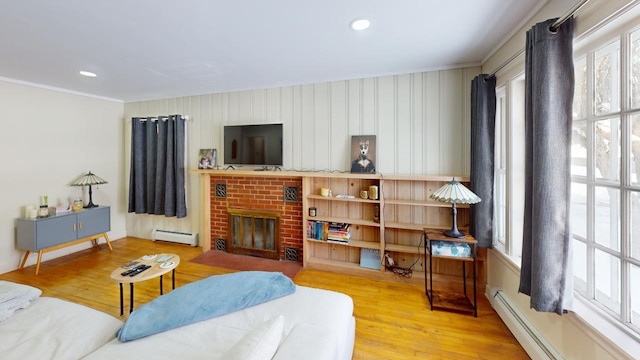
[172, 269, 176, 289]
[160, 275, 163, 295]
[119, 283, 123, 316]
[130, 283, 134, 314]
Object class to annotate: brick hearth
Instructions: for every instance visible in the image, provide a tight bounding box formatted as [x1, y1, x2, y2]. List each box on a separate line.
[209, 175, 303, 262]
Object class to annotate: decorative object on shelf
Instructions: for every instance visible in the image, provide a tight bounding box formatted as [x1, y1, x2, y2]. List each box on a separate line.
[24, 205, 37, 218]
[198, 148, 217, 169]
[72, 198, 84, 212]
[70, 171, 108, 208]
[320, 187, 330, 197]
[373, 204, 380, 223]
[359, 190, 368, 199]
[37, 205, 49, 218]
[430, 179, 481, 238]
[308, 207, 316, 217]
[360, 248, 381, 270]
[350, 135, 376, 173]
[368, 185, 378, 200]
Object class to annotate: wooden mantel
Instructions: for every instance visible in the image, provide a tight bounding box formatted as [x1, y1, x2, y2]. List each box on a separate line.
[190, 169, 313, 253]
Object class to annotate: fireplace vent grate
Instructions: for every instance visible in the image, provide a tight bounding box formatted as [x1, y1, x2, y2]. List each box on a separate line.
[215, 238, 227, 251]
[285, 247, 299, 262]
[283, 186, 299, 202]
[215, 183, 227, 198]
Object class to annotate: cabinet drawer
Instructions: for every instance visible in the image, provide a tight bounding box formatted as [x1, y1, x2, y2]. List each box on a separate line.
[77, 207, 110, 238]
[35, 216, 77, 249]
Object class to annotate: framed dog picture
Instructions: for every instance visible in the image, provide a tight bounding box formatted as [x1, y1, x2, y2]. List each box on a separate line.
[350, 135, 376, 173]
[198, 148, 217, 169]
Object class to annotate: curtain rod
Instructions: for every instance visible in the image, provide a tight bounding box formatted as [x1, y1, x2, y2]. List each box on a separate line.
[128, 115, 191, 122]
[486, 0, 590, 78]
[550, 0, 590, 31]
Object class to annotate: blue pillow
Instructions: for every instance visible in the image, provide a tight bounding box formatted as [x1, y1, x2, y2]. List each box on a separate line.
[116, 271, 295, 342]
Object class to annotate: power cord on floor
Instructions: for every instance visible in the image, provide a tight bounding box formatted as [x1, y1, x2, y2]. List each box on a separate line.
[383, 236, 423, 278]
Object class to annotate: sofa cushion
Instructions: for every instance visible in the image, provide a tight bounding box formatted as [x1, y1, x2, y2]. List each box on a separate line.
[222, 315, 284, 360]
[272, 323, 336, 360]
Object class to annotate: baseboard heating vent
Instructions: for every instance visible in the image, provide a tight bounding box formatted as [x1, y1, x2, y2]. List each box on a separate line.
[489, 287, 561, 360]
[151, 229, 198, 247]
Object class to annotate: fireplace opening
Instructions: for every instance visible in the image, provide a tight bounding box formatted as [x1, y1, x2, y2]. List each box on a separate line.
[227, 208, 281, 260]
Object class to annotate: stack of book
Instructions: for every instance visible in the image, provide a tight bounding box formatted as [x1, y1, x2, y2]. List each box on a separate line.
[327, 222, 351, 244]
[307, 221, 351, 244]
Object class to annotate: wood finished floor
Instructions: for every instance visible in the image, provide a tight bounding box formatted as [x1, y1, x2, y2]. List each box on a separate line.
[0, 237, 529, 359]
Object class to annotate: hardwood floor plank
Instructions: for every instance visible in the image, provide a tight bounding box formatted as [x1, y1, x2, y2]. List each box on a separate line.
[0, 237, 529, 359]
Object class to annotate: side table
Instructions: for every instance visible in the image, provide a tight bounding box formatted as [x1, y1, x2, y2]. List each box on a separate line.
[423, 228, 477, 317]
[110, 253, 180, 316]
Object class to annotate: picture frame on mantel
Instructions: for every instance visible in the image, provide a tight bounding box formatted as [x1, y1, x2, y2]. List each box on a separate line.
[350, 135, 376, 173]
[198, 149, 217, 169]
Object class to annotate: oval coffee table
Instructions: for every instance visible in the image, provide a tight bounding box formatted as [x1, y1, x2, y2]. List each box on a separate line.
[110, 253, 180, 316]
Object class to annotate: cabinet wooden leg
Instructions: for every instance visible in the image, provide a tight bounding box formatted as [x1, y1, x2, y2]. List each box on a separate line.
[19, 251, 30, 269]
[103, 232, 113, 251]
[35, 251, 43, 275]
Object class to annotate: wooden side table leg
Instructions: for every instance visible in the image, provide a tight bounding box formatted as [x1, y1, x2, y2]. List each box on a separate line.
[35, 250, 43, 275]
[103, 232, 113, 251]
[160, 275, 164, 295]
[19, 251, 30, 269]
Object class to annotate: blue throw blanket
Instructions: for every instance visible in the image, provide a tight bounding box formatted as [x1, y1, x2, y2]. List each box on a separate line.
[116, 271, 295, 342]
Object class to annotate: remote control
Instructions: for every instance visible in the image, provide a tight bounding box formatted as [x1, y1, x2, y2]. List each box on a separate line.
[155, 255, 173, 263]
[120, 264, 146, 276]
[129, 265, 151, 277]
[121, 261, 139, 268]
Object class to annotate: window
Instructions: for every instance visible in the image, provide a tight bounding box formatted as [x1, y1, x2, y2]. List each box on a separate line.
[494, 86, 507, 252]
[493, 73, 525, 263]
[571, 23, 640, 334]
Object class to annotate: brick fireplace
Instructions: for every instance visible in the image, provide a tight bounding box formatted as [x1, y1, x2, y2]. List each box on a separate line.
[208, 175, 303, 262]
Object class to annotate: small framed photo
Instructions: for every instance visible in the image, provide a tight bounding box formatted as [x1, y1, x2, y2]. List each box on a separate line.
[198, 149, 217, 169]
[350, 135, 376, 173]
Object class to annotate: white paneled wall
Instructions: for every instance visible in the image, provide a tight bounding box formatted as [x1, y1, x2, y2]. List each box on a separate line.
[124, 67, 480, 238]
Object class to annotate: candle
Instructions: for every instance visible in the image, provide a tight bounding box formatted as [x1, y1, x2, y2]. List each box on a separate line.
[24, 205, 35, 218]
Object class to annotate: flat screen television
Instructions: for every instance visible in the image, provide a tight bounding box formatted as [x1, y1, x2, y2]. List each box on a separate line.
[223, 123, 283, 166]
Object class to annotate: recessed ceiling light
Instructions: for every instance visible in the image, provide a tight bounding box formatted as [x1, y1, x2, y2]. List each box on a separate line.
[350, 18, 370, 31]
[79, 70, 97, 77]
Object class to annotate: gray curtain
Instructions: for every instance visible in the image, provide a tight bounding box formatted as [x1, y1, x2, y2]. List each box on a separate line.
[128, 115, 187, 218]
[519, 18, 574, 314]
[470, 74, 496, 248]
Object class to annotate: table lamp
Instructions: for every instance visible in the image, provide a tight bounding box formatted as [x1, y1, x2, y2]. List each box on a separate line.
[70, 171, 108, 208]
[430, 178, 481, 238]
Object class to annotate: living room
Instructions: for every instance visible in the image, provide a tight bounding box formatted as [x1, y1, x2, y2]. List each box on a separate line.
[1, 0, 639, 359]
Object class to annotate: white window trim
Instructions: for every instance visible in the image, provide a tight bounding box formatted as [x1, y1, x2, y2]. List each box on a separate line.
[490, 4, 640, 357]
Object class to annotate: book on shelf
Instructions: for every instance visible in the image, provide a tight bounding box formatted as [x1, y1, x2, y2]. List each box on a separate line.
[308, 220, 352, 243]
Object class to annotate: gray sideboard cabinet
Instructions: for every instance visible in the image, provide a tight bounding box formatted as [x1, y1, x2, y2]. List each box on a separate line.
[17, 206, 112, 274]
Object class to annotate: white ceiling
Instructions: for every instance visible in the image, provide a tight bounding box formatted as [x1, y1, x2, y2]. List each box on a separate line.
[0, 0, 546, 102]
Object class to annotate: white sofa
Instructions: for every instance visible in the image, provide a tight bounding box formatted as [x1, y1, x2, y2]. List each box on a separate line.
[0, 283, 355, 360]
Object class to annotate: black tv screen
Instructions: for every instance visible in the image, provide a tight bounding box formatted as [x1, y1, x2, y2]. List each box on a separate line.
[223, 123, 283, 166]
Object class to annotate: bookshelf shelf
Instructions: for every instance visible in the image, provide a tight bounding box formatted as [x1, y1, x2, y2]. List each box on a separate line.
[301, 173, 471, 284]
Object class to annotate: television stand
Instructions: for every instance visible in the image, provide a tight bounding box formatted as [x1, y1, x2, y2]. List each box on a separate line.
[273, 166, 282, 171]
[254, 166, 269, 171]
[224, 165, 236, 170]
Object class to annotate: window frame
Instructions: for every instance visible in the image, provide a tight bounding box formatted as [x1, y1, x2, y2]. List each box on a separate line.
[571, 18, 640, 336]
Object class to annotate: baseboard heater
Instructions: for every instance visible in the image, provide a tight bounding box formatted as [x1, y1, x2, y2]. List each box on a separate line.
[488, 287, 561, 360]
[151, 229, 198, 247]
